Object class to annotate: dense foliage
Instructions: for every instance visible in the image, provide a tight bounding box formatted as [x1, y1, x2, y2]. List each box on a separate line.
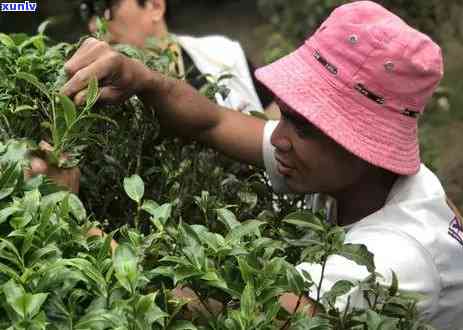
[0, 28, 436, 329]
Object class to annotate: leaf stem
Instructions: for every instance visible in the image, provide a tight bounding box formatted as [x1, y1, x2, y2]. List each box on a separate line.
[316, 256, 328, 304]
[134, 204, 141, 230]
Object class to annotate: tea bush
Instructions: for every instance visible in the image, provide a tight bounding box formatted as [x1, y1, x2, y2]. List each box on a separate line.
[0, 28, 436, 329]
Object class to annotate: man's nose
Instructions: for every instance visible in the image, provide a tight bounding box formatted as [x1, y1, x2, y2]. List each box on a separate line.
[271, 121, 292, 153]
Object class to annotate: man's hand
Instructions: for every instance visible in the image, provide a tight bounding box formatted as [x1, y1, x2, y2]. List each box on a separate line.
[62, 38, 151, 105]
[62, 37, 265, 167]
[26, 141, 80, 194]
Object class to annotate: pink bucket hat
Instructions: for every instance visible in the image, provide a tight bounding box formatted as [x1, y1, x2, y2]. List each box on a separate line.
[255, 1, 444, 175]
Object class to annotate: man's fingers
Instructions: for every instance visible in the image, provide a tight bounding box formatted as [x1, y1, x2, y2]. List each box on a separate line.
[29, 157, 48, 175]
[74, 90, 87, 106]
[38, 141, 53, 153]
[98, 86, 125, 104]
[62, 54, 118, 98]
[64, 38, 108, 78]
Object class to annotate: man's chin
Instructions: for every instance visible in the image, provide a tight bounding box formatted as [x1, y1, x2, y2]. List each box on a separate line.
[284, 178, 316, 194]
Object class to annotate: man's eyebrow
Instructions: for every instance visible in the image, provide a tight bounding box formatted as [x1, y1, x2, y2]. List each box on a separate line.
[276, 100, 326, 137]
[278, 103, 308, 126]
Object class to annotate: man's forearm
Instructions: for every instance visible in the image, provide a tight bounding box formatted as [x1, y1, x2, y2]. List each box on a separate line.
[137, 69, 224, 142]
[135, 68, 266, 167]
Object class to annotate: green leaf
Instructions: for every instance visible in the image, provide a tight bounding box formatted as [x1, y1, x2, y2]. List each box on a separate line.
[113, 244, 138, 293]
[13, 105, 36, 113]
[68, 194, 87, 222]
[144, 202, 172, 225]
[337, 243, 375, 273]
[85, 77, 99, 110]
[321, 280, 354, 306]
[286, 267, 305, 295]
[3, 279, 24, 306]
[22, 293, 49, 318]
[136, 292, 169, 325]
[241, 282, 256, 320]
[2, 281, 47, 319]
[0, 262, 21, 282]
[226, 220, 264, 243]
[283, 211, 325, 232]
[60, 258, 108, 297]
[216, 208, 240, 231]
[238, 190, 258, 208]
[58, 94, 77, 128]
[0, 207, 19, 225]
[141, 198, 159, 212]
[37, 20, 51, 35]
[389, 271, 399, 297]
[16, 72, 51, 100]
[23, 188, 41, 216]
[0, 33, 15, 48]
[0, 162, 21, 200]
[32, 35, 45, 53]
[123, 174, 144, 204]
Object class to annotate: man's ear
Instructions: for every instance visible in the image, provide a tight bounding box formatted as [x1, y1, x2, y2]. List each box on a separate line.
[145, 0, 166, 22]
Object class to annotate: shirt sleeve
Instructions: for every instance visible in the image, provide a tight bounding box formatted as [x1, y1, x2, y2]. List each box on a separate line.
[296, 226, 441, 319]
[262, 120, 290, 193]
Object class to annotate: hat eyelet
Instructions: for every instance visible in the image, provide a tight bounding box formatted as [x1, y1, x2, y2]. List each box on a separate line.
[348, 34, 359, 44]
[384, 61, 395, 72]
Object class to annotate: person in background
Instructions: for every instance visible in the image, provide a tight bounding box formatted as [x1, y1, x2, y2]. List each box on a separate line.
[78, 0, 275, 114]
[34, 1, 463, 328]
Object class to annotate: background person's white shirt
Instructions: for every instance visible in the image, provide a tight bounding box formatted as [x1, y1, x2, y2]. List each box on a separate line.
[263, 120, 463, 329]
[177, 35, 264, 113]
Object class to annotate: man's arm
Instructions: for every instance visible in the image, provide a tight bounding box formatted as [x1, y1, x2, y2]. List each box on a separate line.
[63, 38, 266, 167]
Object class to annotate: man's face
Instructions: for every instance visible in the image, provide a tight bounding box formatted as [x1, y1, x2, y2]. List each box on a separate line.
[85, 0, 165, 47]
[271, 99, 371, 195]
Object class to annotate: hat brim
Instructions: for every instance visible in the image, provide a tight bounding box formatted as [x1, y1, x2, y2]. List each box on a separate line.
[255, 46, 420, 175]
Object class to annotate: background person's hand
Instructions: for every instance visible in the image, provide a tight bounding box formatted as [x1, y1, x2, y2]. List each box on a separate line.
[26, 141, 81, 194]
[62, 37, 151, 105]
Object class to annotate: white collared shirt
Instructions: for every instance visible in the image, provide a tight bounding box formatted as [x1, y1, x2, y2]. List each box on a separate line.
[263, 120, 463, 329]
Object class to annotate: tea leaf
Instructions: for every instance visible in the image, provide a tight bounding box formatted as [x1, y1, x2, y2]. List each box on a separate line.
[113, 244, 138, 293]
[13, 105, 36, 113]
[0, 162, 21, 200]
[68, 194, 87, 222]
[37, 20, 51, 35]
[241, 282, 256, 320]
[283, 211, 325, 232]
[58, 94, 77, 128]
[22, 292, 49, 318]
[286, 266, 305, 295]
[337, 244, 375, 273]
[226, 220, 264, 243]
[321, 280, 354, 306]
[3, 279, 24, 305]
[123, 174, 145, 204]
[16, 72, 51, 100]
[0, 33, 15, 48]
[136, 292, 169, 325]
[216, 207, 240, 231]
[145, 202, 172, 226]
[85, 77, 99, 110]
[389, 270, 399, 297]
